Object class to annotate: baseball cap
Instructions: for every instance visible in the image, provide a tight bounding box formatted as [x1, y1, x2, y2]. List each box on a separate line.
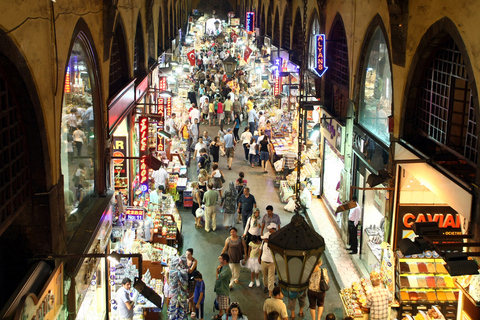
[227, 128, 233, 132]
[267, 223, 277, 230]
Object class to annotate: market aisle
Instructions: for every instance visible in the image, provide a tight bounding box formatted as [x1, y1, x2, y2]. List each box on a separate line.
[172, 122, 344, 320]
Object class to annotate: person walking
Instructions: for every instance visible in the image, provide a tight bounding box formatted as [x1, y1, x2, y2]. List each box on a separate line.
[259, 136, 271, 173]
[307, 258, 329, 320]
[243, 208, 262, 245]
[116, 278, 135, 320]
[209, 99, 216, 126]
[233, 114, 241, 141]
[237, 187, 257, 229]
[190, 118, 200, 150]
[364, 271, 392, 320]
[246, 235, 262, 288]
[191, 182, 203, 228]
[210, 136, 221, 166]
[247, 105, 258, 134]
[261, 205, 281, 234]
[263, 287, 288, 320]
[210, 164, 225, 198]
[224, 97, 233, 125]
[347, 195, 361, 254]
[72, 126, 86, 157]
[240, 127, 253, 162]
[287, 291, 306, 320]
[221, 181, 238, 229]
[186, 248, 198, 316]
[259, 224, 277, 297]
[220, 227, 247, 287]
[224, 128, 236, 170]
[249, 137, 257, 167]
[203, 183, 218, 232]
[217, 97, 224, 125]
[213, 253, 232, 320]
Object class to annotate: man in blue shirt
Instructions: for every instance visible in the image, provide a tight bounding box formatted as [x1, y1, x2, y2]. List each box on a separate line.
[224, 128, 236, 170]
[193, 272, 205, 320]
[116, 278, 134, 320]
[248, 105, 258, 134]
[237, 187, 257, 229]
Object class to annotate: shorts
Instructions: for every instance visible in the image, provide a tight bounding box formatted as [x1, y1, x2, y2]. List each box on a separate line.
[226, 147, 235, 158]
[216, 294, 230, 310]
[224, 111, 231, 119]
[209, 112, 215, 119]
[260, 151, 270, 161]
[217, 113, 224, 120]
[307, 289, 326, 308]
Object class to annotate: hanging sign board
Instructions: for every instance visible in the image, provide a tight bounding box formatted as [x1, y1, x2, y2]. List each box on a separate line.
[166, 98, 172, 117]
[113, 136, 128, 189]
[246, 12, 255, 33]
[157, 126, 165, 152]
[139, 117, 149, 192]
[314, 34, 328, 77]
[159, 76, 167, 91]
[125, 207, 145, 221]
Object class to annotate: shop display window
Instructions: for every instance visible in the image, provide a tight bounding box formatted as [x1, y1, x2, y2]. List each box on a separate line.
[322, 140, 344, 217]
[359, 27, 392, 145]
[61, 36, 98, 236]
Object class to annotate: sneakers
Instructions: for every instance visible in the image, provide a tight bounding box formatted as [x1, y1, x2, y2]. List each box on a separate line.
[256, 279, 260, 287]
[248, 281, 254, 287]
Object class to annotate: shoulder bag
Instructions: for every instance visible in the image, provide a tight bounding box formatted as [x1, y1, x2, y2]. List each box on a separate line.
[220, 171, 226, 183]
[319, 268, 330, 291]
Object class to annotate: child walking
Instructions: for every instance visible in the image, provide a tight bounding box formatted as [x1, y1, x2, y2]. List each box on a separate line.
[246, 235, 262, 287]
[248, 138, 257, 168]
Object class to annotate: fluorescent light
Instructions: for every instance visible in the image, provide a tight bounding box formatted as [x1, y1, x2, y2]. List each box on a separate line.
[159, 90, 175, 98]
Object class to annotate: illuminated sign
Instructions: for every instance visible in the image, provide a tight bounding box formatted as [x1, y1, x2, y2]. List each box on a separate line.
[166, 98, 172, 117]
[314, 34, 328, 77]
[15, 263, 63, 320]
[395, 206, 462, 248]
[159, 76, 167, 91]
[64, 67, 71, 93]
[139, 117, 148, 154]
[273, 69, 282, 97]
[246, 12, 255, 33]
[139, 156, 148, 192]
[125, 207, 145, 220]
[157, 126, 165, 152]
[113, 136, 128, 189]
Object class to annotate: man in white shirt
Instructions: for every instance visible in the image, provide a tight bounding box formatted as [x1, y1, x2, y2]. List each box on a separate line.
[193, 137, 207, 161]
[259, 224, 277, 297]
[116, 278, 134, 320]
[248, 106, 258, 134]
[167, 113, 177, 136]
[151, 164, 169, 190]
[299, 182, 312, 211]
[190, 118, 199, 150]
[258, 111, 266, 128]
[189, 105, 201, 133]
[347, 195, 361, 254]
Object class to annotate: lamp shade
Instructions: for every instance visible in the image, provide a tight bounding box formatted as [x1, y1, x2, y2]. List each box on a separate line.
[268, 214, 325, 292]
[223, 56, 237, 76]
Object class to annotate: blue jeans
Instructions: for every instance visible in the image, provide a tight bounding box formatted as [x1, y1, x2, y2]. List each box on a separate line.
[249, 122, 255, 134]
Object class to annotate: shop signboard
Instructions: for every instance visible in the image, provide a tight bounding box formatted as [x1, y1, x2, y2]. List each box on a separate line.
[273, 71, 281, 96]
[159, 76, 167, 92]
[230, 18, 240, 26]
[321, 110, 344, 155]
[139, 117, 149, 192]
[157, 126, 165, 151]
[125, 207, 145, 221]
[314, 34, 328, 77]
[15, 263, 64, 320]
[166, 97, 172, 117]
[112, 136, 128, 189]
[395, 205, 462, 248]
[246, 12, 255, 33]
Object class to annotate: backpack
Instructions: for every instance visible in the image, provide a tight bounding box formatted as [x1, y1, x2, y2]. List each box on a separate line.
[201, 154, 211, 171]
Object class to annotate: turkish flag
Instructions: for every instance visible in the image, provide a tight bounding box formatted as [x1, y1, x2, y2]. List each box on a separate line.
[231, 33, 238, 43]
[187, 49, 196, 66]
[244, 46, 252, 62]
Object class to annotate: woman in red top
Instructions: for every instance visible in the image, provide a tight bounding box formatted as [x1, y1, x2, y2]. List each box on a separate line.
[216, 97, 224, 125]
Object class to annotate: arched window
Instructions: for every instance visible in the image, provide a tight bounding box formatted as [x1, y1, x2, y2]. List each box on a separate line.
[282, 5, 292, 50]
[109, 23, 128, 97]
[134, 16, 146, 79]
[61, 34, 99, 227]
[158, 8, 164, 54]
[416, 37, 477, 164]
[308, 15, 320, 70]
[273, 9, 280, 47]
[359, 27, 392, 145]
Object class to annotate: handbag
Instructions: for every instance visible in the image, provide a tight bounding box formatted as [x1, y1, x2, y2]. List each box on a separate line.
[319, 268, 330, 291]
[220, 172, 226, 183]
[213, 298, 219, 311]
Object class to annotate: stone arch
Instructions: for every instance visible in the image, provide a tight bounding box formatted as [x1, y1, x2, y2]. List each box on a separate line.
[109, 16, 130, 97]
[281, 2, 292, 50]
[273, 7, 280, 47]
[134, 12, 147, 78]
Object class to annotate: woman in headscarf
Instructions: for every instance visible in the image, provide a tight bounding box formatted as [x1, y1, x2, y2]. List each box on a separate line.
[221, 181, 238, 229]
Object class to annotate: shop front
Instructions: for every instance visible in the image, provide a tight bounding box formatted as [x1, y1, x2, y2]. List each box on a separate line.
[392, 142, 474, 320]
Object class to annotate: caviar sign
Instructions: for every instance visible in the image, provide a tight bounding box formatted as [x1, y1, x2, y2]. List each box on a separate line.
[157, 125, 165, 151]
[246, 12, 255, 33]
[139, 117, 149, 192]
[314, 34, 328, 77]
[395, 205, 462, 247]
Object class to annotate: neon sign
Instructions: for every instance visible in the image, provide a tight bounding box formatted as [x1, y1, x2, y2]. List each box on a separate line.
[314, 34, 328, 77]
[159, 76, 167, 91]
[64, 67, 71, 93]
[139, 117, 148, 154]
[273, 68, 281, 96]
[157, 126, 164, 151]
[139, 156, 148, 192]
[166, 98, 172, 117]
[125, 207, 145, 220]
[246, 12, 255, 33]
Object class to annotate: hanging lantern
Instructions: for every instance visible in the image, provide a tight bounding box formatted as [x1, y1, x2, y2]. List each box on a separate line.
[223, 56, 237, 77]
[268, 214, 325, 292]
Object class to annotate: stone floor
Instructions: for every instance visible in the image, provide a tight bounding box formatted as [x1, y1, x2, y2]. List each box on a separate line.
[168, 121, 351, 320]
